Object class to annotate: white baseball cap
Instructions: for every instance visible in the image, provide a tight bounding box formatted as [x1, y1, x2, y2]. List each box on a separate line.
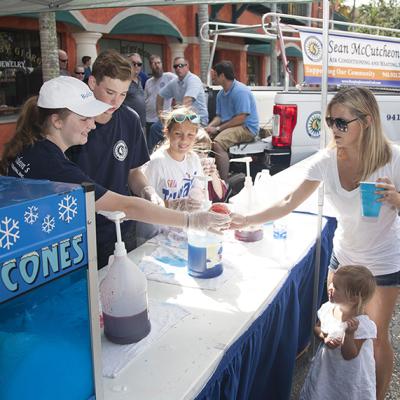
[38, 76, 111, 117]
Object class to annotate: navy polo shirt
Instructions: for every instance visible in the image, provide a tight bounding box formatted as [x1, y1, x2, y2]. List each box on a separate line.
[67, 105, 150, 266]
[7, 139, 107, 200]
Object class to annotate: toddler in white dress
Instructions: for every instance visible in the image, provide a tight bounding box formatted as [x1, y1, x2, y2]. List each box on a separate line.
[300, 265, 377, 400]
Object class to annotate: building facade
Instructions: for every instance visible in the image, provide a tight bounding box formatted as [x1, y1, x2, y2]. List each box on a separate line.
[0, 3, 313, 146]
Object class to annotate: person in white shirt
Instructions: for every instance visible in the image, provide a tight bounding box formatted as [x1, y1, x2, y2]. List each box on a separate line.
[231, 86, 400, 400]
[137, 106, 207, 244]
[300, 265, 377, 400]
[145, 54, 176, 152]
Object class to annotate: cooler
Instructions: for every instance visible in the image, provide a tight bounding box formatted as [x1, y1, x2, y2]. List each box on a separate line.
[0, 176, 103, 400]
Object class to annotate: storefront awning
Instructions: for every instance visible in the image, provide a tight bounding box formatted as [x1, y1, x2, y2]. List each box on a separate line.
[110, 14, 182, 40]
[247, 43, 272, 55]
[285, 46, 302, 58]
[17, 11, 84, 29]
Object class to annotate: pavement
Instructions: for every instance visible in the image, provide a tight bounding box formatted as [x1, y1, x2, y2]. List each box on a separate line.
[290, 300, 400, 400]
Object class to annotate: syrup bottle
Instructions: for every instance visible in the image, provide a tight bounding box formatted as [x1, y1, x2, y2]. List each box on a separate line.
[99, 211, 151, 344]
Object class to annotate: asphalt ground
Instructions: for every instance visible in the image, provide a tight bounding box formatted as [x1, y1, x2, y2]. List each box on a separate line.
[290, 300, 400, 400]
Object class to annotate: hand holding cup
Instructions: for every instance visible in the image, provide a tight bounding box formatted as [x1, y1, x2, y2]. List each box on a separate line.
[376, 177, 400, 208]
[201, 157, 216, 176]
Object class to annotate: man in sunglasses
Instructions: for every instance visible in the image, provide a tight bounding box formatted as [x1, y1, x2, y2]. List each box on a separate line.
[206, 60, 259, 181]
[156, 56, 208, 127]
[123, 53, 146, 131]
[73, 65, 85, 81]
[58, 49, 71, 76]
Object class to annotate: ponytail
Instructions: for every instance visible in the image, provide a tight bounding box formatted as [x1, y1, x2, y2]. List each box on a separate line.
[0, 96, 69, 175]
[0, 96, 42, 174]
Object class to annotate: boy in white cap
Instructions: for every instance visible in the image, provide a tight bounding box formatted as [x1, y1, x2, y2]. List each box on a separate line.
[0, 76, 231, 269]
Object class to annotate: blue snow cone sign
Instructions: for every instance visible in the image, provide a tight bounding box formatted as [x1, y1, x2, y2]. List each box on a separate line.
[0, 176, 88, 303]
[0, 177, 96, 400]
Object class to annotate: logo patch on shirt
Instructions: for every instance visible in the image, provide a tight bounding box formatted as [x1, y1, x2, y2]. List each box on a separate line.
[113, 140, 128, 161]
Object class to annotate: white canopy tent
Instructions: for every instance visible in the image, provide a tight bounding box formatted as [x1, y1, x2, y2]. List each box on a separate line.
[0, 0, 312, 16]
[0, 0, 330, 357]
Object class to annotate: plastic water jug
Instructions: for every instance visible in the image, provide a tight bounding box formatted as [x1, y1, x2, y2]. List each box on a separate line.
[99, 211, 151, 344]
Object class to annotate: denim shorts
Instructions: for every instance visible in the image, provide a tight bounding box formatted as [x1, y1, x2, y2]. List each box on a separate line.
[329, 252, 400, 287]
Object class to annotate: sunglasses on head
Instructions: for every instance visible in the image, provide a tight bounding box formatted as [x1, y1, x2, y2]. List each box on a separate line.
[172, 113, 200, 124]
[325, 117, 359, 133]
[132, 62, 143, 67]
[173, 63, 187, 69]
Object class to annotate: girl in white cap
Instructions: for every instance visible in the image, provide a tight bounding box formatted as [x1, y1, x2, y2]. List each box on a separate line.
[0, 76, 230, 269]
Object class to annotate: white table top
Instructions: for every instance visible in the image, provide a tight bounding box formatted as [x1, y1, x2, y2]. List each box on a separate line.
[102, 212, 326, 400]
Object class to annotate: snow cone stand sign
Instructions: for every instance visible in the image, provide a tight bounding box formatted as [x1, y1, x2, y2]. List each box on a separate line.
[299, 28, 400, 88]
[0, 177, 88, 303]
[0, 177, 103, 400]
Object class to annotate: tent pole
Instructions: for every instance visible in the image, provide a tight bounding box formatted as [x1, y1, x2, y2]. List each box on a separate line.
[311, 0, 330, 356]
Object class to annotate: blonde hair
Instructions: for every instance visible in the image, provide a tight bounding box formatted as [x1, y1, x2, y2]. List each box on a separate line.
[193, 127, 212, 154]
[326, 87, 392, 181]
[154, 106, 200, 152]
[334, 265, 376, 314]
[161, 105, 199, 133]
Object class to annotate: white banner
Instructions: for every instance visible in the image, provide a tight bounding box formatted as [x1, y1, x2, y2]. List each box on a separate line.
[299, 29, 400, 87]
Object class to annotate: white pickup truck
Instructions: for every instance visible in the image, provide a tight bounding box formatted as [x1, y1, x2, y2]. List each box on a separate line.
[266, 89, 400, 174]
[203, 15, 400, 176]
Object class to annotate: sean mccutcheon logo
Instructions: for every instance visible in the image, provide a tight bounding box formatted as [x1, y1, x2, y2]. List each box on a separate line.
[306, 112, 321, 138]
[304, 36, 323, 62]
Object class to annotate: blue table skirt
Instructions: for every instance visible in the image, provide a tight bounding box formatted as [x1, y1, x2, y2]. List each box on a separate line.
[195, 215, 336, 400]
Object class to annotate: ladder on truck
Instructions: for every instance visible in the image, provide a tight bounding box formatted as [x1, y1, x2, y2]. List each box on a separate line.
[200, 14, 400, 173]
[201, 12, 400, 91]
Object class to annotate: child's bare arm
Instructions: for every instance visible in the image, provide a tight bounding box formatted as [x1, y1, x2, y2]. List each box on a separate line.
[340, 318, 365, 360]
[313, 320, 326, 341]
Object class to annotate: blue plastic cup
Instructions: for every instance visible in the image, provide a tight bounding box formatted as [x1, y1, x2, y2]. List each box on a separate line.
[360, 182, 384, 217]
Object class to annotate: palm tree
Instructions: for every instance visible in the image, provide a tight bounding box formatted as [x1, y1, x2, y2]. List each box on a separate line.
[198, 4, 210, 84]
[39, 12, 59, 82]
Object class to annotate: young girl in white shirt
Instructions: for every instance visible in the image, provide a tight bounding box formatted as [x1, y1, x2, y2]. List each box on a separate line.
[300, 265, 377, 400]
[137, 106, 207, 244]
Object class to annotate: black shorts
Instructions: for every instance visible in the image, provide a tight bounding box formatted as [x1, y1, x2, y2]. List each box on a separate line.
[329, 252, 400, 287]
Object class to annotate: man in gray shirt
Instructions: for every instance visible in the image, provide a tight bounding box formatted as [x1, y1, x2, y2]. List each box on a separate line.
[156, 56, 208, 126]
[145, 55, 176, 152]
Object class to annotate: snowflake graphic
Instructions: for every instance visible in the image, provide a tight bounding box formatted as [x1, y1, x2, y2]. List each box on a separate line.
[42, 215, 55, 233]
[0, 216, 20, 250]
[24, 205, 39, 225]
[58, 194, 78, 223]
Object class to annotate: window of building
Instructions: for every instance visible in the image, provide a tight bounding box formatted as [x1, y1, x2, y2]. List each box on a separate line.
[247, 54, 260, 86]
[0, 29, 42, 116]
[99, 38, 163, 76]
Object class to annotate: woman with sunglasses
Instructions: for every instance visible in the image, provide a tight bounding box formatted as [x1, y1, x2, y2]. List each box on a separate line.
[0, 77, 231, 267]
[231, 86, 399, 400]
